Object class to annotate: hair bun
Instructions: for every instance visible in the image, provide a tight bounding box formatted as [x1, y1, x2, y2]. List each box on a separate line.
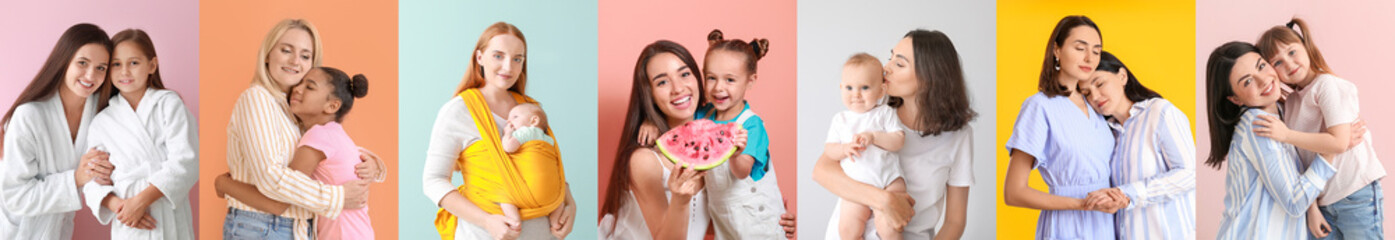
[350, 74, 369, 98]
[707, 29, 724, 46]
[750, 38, 769, 60]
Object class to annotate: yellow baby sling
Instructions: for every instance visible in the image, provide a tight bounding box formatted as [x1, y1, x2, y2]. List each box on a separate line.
[435, 89, 567, 239]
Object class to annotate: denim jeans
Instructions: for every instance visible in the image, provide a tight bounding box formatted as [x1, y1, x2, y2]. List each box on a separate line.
[1316, 181, 1384, 240]
[224, 207, 307, 240]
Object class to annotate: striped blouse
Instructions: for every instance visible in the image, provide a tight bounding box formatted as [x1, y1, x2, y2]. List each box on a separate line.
[1107, 98, 1195, 240]
[1215, 108, 1335, 240]
[227, 85, 343, 240]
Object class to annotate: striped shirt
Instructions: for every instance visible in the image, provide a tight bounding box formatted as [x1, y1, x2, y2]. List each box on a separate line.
[1216, 108, 1335, 240]
[1106, 98, 1196, 240]
[227, 85, 343, 240]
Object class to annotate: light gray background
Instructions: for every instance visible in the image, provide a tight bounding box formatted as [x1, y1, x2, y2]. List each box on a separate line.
[797, 1, 997, 238]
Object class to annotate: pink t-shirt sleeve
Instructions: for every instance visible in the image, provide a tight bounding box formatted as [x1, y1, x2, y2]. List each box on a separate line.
[1314, 78, 1360, 127]
[298, 124, 339, 161]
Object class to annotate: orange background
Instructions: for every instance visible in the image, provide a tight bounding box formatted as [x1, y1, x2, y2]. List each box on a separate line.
[196, 1, 398, 239]
[596, 0, 799, 226]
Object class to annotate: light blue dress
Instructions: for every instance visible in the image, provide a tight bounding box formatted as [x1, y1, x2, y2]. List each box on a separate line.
[1006, 93, 1116, 239]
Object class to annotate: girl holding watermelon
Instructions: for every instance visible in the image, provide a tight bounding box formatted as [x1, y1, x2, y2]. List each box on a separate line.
[812, 29, 978, 239]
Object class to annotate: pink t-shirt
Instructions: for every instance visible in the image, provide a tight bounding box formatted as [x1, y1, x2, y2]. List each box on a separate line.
[1284, 74, 1385, 206]
[299, 122, 374, 239]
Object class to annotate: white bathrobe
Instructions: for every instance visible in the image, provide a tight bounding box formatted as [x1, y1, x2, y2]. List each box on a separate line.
[82, 88, 197, 240]
[0, 93, 97, 240]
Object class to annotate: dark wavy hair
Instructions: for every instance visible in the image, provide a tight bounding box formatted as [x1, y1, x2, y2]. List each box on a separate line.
[891, 29, 976, 136]
[1204, 41, 1259, 169]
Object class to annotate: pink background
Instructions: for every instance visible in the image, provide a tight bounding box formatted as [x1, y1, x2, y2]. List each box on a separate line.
[0, 1, 200, 239]
[1196, 0, 1395, 238]
[596, 0, 799, 230]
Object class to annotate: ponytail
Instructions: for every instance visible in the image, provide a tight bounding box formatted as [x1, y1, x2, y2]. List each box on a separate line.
[1257, 17, 1333, 75]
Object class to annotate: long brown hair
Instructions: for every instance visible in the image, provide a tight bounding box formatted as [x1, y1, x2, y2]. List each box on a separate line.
[456, 22, 527, 95]
[1038, 15, 1100, 97]
[1256, 18, 1333, 77]
[892, 29, 977, 136]
[2, 23, 112, 149]
[600, 40, 704, 217]
[98, 29, 168, 105]
[1204, 42, 1258, 169]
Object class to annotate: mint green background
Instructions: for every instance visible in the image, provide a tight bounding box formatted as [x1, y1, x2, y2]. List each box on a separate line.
[398, 0, 598, 238]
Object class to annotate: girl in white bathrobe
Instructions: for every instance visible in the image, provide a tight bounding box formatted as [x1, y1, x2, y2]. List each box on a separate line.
[0, 23, 118, 240]
[81, 29, 198, 240]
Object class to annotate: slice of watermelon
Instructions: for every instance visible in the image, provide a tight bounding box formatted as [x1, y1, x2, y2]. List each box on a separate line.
[655, 119, 739, 170]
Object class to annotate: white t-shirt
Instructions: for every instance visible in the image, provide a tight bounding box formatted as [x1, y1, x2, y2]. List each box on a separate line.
[827, 105, 905, 187]
[826, 124, 975, 239]
[1284, 74, 1385, 205]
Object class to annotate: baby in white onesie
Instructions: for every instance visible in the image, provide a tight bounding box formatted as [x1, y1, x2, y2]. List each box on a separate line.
[825, 53, 907, 240]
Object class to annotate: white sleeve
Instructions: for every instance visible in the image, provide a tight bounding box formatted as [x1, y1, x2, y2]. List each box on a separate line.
[947, 127, 975, 187]
[881, 107, 904, 133]
[1315, 78, 1359, 127]
[146, 94, 199, 207]
[423, 97, 482, 205]
[81, 116, 115, 224]
[825, 114, 844, 143]
[1, 106, 83, 217]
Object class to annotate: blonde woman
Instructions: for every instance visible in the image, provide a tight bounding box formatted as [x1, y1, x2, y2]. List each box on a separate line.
[211, 19, 383, 240]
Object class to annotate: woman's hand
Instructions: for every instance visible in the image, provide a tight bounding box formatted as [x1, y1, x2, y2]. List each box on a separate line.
[75, 147, 113, 187]
[547, 194, 576, 239]
[483, 214, 522, 240]
[1083, 188, 1129, 213]
[780, 200, 796, 239]
[355, 148, 384, 180]
[1307, 206, 1331, 238]
[1253, 115, 1292, 142]
[872, 190, 916, 233]
[341, 179, 372, 209]
[667, 164, 707, 199]
[637, 122, 659, 146]
[1349, 118, 1367, 150]
[116, 193, 158, 230]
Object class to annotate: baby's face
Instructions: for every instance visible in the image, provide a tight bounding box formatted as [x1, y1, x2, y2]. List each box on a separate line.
[506, 105, 542, 130]
[840, 64, 884, 113]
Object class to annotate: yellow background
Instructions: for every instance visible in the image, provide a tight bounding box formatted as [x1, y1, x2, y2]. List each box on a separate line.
[996, 1, 1196, 238]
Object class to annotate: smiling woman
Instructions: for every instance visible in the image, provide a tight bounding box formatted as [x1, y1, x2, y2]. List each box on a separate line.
[0, 22, 115, 240]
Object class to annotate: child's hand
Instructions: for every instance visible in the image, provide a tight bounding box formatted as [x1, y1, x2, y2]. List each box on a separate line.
[842, 143, 864, 160]
[1253, 115, 1292, 142]
[637, 122, 659, 146]
[503, 124, 515, 135]
[355, 148, 384, 181]
[733, 128, 749, 150]
[214, 173, 233, 198]
[854, 132, 875, 149]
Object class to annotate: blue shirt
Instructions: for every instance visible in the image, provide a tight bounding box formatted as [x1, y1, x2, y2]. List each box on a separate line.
[1216, 108, 1335, 240]
[695, 101, 772, 181]
[1107, 98, 1196, 240]
[1005, 93, 1116, 239]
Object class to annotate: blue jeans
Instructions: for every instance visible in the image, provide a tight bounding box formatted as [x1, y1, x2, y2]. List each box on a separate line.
[1315, 181, 1384, 240]
[223, 207, 309, 240]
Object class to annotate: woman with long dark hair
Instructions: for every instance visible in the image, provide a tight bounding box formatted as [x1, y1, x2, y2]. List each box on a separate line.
[1077, 51, 1196, 239]
[0, 23, 117, 239]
